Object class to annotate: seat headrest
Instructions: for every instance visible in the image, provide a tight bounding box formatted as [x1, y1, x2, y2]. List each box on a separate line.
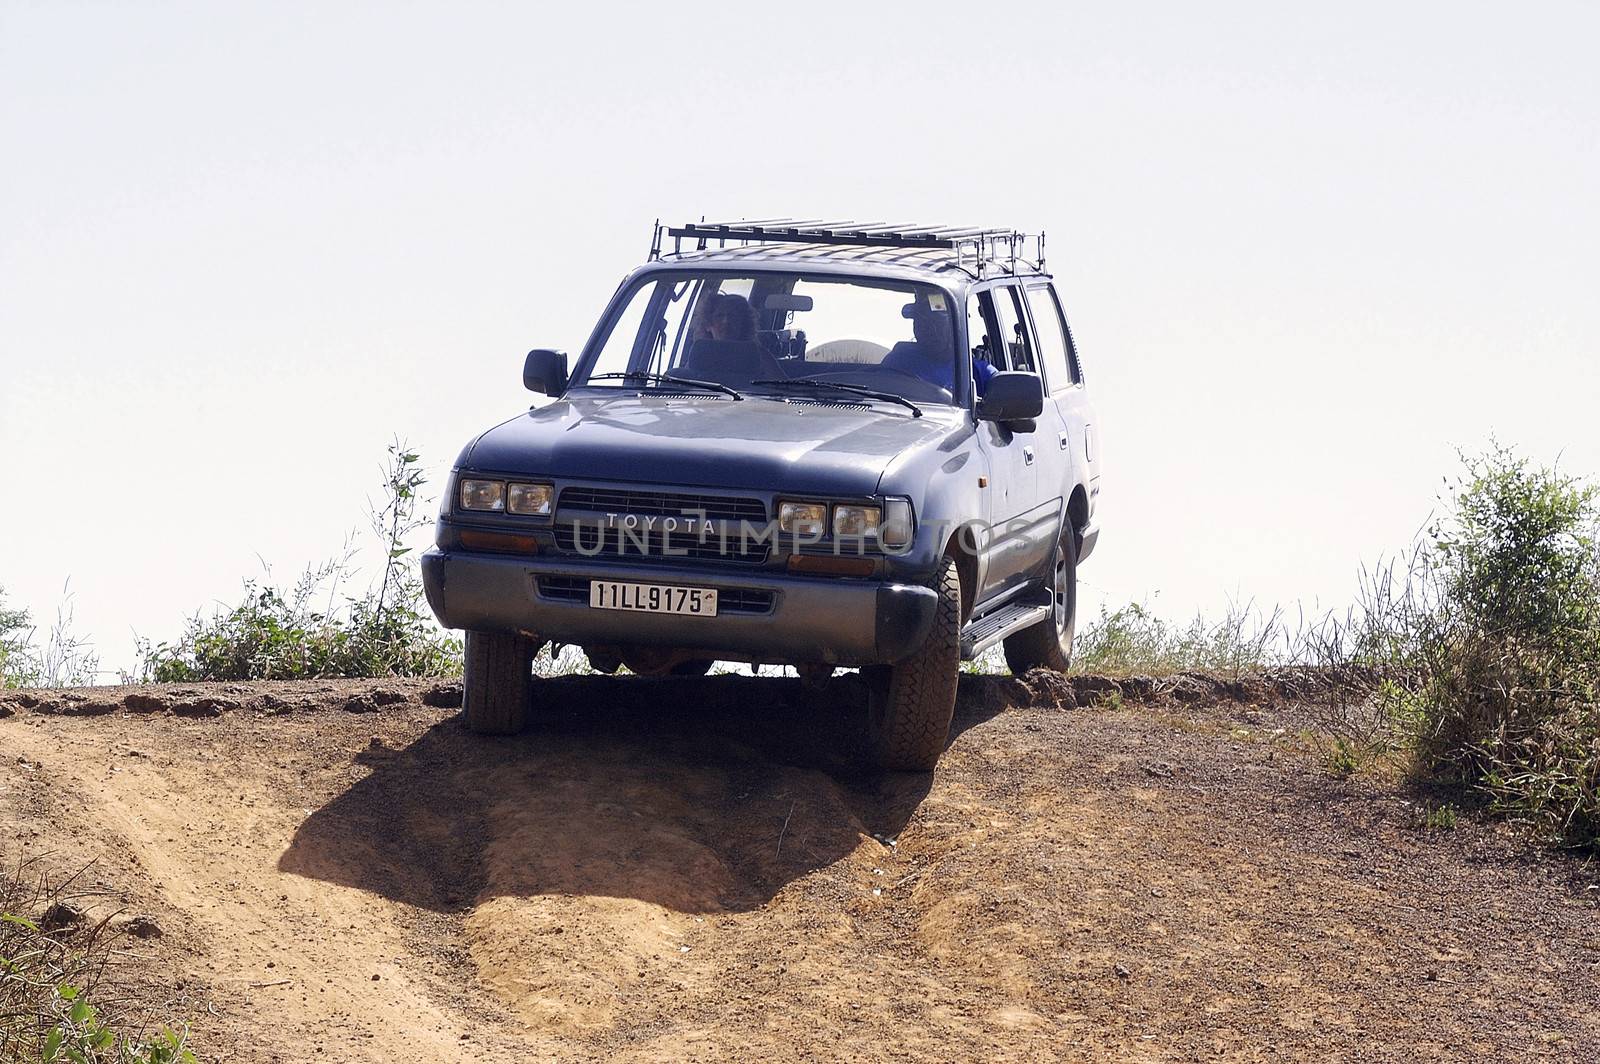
[688, 339, 763, 362]
[683, 339, 774, 382]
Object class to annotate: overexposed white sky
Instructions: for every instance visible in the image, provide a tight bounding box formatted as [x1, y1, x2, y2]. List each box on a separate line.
[3, 1, 1597, 675]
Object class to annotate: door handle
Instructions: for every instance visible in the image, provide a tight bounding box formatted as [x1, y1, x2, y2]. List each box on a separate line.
[1023, 446, 1035, 466]
[1058, 432, 1070, 450]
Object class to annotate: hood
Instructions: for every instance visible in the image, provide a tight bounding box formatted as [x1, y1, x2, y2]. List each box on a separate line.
[463, 393, 965, 496]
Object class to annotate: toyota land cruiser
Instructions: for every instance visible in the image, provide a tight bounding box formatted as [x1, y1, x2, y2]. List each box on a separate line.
[422, 219, 1101, 771]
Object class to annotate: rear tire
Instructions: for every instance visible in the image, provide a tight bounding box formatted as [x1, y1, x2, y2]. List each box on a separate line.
[867, 555, 961, 772]
[1003, 526, 1078, 675]
[462, 630, 536, 735]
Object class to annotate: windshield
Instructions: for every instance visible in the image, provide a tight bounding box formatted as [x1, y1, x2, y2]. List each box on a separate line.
[572, 271, 961, 405]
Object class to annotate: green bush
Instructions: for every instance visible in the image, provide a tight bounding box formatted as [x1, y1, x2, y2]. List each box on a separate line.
[138, 572, 459, 682]
[1394, 445, 1600, 848]
[138, 441, 461, 682]
[1419, 803, 1459, 832]
[1324, 736, 1362, 778]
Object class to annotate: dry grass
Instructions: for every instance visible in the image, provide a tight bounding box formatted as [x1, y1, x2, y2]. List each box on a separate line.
[1071, 600, 1285, 679]
[0, 858, 195, 1063]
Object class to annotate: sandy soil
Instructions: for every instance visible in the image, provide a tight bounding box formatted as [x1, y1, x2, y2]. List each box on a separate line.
[2, 672, 1597, 1063]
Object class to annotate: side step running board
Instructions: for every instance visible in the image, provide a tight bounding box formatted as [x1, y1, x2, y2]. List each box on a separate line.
[960, 602, 1052, 660]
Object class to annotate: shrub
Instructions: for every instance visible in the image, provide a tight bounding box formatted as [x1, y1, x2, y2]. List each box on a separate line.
[138, 441, 461, 682]
[1419, 803, 1459, 832]
[1391, 445, 1600, 848]
[1324, 736, 1362, 778]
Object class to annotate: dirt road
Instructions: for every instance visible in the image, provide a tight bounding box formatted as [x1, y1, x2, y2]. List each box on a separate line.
[2, 673, 1597, 1062]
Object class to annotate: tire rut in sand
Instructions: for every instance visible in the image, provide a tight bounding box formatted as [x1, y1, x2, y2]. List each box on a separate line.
[278, 674, 938, 1038]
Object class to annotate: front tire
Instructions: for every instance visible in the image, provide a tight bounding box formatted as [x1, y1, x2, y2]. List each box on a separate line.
[1003, 527, 1078, 675]
[462, 631, 537, 734]
[867, 555, 962, 772]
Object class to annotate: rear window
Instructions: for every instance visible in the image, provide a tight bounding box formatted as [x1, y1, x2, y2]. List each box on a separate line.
[1025, 286, 1076, 389]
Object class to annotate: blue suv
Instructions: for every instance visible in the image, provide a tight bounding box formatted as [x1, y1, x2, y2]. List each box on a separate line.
[422, 220, 1101, 770]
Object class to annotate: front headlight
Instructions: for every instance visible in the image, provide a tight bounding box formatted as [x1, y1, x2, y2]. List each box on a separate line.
[779, 501, 828, 537]
[460, 479, 506, 512]
[832, 504, 881, 538]
[507, 482, 553, 516]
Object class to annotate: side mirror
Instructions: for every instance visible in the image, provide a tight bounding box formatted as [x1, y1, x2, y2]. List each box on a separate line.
[524, 349, 568, 397]
[977, 371, 1044, 426]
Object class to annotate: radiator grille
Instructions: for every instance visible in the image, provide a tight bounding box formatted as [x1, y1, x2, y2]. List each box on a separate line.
[557, 487, 766, 523]
[551, 525, 770, 564]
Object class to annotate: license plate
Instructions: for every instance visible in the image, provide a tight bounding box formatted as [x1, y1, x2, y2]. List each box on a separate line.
[588, 580, 718, 617]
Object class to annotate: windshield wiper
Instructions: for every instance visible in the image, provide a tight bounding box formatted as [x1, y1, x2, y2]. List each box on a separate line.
[584, 371, 743, 400]
[750, 377, 922, 418]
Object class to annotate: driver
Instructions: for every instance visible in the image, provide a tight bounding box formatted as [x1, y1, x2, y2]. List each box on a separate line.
[882, 299, 959, 394]
[689, 284, 761, 341]
[706, 293, 758, 341]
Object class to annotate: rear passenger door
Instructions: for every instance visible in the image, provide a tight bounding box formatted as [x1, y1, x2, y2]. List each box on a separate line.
[1021, 282, 1096, 526]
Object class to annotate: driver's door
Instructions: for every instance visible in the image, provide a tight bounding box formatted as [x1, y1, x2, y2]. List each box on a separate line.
[973, 286, 1054, 603]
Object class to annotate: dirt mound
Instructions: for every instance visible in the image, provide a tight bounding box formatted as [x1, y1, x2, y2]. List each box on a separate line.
[0, 677, 455, 718]
[2, 674, 1596, 1062]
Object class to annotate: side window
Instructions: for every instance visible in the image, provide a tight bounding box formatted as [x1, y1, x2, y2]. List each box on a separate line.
[988, 286, 1036, 373]
[1025, 285, 1076, 389]
[966, 296, 994, 366]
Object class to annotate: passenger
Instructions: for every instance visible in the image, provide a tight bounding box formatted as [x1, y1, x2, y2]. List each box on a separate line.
[966, 306, 998, 398]
[972, 343, 998, 398]
[706, 293, 758, 342]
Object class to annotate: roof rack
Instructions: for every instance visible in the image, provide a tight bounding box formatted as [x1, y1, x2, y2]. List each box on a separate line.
[648, 218, 1045, 276]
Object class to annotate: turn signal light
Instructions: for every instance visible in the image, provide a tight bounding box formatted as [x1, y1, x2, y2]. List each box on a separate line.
[459, 529, 539, 554]
[787, 554, 877, 577]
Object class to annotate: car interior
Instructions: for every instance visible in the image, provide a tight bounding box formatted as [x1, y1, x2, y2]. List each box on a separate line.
[668, 276, 960, 403]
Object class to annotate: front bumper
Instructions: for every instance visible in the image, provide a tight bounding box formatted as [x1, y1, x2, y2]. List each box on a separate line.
[420, 548, 938, 666]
